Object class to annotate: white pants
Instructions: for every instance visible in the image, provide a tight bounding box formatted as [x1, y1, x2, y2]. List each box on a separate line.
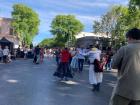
[89, 64, 103, 85]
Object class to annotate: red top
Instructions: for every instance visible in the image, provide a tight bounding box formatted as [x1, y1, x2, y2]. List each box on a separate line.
[60, 50, 71, 63]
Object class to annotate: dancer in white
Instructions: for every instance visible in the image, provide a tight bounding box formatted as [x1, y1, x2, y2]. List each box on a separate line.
[81, 46, 103, 91]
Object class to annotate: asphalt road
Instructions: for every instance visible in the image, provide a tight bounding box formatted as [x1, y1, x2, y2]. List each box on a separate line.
[0, 57, 117, 105]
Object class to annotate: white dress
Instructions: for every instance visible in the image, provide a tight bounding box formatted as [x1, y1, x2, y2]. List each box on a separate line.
[86, 49, 103, 85]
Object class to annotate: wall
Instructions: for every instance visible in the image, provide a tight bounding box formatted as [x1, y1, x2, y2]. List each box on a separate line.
[0, 18, 12, 36]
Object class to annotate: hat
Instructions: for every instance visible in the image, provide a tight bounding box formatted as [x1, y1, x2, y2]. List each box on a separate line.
[92, 48, 97, 51]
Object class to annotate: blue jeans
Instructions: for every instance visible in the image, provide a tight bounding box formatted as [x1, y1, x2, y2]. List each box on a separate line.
[106, 59, 112, 70]
[78, 59, 84, 71]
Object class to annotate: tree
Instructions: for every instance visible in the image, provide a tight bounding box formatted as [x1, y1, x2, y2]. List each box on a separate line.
[129, 0, 140, 10]
[111, 6, 129, 41]
[94, 6, 127, 36]
[128, 0, 140, 29]
[50, 15, 84, 46]
[93, 21, 102, 34]
[12, 4, 40, 46]
[39, 38, 65, 48]
[39, 38, 54, 47]
[93, 1, 140, 49]
[93, 6, 129, 48]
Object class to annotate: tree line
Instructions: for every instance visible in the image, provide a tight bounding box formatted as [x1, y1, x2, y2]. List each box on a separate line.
[93, 0, 140, 49]
[11, 4, 84, 47]
[11, 0, 140, 48]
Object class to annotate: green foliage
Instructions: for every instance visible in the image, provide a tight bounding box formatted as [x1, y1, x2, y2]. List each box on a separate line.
[93, 21, 102, 33]
[39, 38, 65, 48]
[128, 0, 140, 29]
[111, 6, 129, 42]
[39, 38, 54, 47]
[50, 15, 84, 46]
[93, 2, 140, 49]
[94, 6, 128, 36]
[12, 4, 40, 46]
[129, 0, 140, 10]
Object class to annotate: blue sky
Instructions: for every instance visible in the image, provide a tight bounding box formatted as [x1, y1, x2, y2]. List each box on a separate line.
[0, 0, 128, 44]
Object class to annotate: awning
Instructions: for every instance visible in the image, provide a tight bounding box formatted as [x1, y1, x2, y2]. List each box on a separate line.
[0, 37, 13, 44]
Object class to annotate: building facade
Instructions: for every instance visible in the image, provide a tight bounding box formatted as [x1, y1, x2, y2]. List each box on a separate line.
[0, 17, 19, 49]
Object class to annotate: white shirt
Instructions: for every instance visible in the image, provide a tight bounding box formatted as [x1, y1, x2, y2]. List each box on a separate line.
[77, 48, 85, 59]
[81, 48, 101, 60]
[3, 48, 9, 56]
[70, 50, 77, 56]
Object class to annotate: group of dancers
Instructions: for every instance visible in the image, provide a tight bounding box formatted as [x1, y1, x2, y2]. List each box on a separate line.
[53, 45, 111, 92]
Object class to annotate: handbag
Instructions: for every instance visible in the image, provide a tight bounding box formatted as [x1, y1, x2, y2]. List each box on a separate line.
[94, 59, 104, 72]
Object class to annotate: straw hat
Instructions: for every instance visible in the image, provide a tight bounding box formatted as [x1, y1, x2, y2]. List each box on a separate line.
[92, 48, 97, 51]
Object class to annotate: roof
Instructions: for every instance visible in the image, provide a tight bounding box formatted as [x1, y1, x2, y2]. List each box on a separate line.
[0, 37, 12, 43]
[76, 32, 110, 39]
[0, 36, 19, 45]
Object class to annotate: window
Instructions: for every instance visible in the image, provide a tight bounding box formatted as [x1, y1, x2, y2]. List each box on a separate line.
[9, 28, 13, 35]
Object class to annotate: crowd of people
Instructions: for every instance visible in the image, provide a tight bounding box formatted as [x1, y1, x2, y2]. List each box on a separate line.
[0, 45, 45, 64]
[1, 27, 140, 105]
[0, 41, 114, 93]
[53, 28, 140, 105]
[53, 45, 114, 92]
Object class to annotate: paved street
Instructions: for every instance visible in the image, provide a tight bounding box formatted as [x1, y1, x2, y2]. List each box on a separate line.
[0, 58, 117, 105]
